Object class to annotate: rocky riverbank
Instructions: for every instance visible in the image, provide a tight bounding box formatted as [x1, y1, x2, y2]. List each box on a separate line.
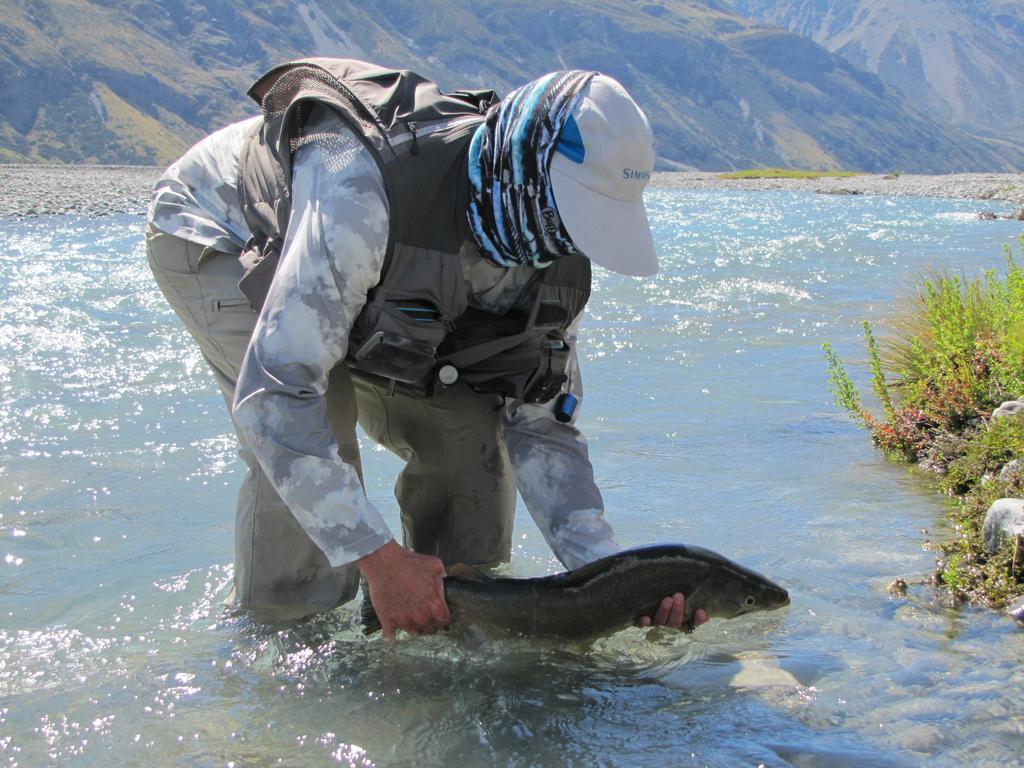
[0, 164, 162, 217]
[652, 171, 1024, 209]
[2, 165, 1024, 218]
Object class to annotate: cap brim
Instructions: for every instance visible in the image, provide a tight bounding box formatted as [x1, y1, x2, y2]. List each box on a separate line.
[551, 164, 659, 277]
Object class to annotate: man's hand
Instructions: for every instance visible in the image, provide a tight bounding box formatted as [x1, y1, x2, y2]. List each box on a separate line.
[638, 593, 709, 630]
[357, 540, 450, 640]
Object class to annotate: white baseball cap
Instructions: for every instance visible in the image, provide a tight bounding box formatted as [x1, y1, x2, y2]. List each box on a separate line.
[550, 75, 659, 277]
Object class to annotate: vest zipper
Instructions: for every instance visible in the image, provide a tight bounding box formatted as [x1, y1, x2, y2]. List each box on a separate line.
[388, 116, 481, 149]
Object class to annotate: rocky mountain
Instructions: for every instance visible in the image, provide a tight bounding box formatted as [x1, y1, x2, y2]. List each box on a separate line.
[729, 0, 1024, 150]
[1, 0, 1022, 171]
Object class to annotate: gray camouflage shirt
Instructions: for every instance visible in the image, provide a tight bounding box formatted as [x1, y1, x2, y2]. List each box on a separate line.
[149, 107, 619, 570]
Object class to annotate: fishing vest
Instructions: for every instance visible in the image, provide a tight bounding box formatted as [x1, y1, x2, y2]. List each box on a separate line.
[237, 58, 591, 403]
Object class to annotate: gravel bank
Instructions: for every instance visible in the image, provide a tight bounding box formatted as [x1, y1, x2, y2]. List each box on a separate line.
[652, 171, 1024, 210]
[1, 165, 1024, 218]
[0, 165, 162, 217]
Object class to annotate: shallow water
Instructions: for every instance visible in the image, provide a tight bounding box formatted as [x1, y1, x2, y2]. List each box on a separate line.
[1, 191, 1022, 767]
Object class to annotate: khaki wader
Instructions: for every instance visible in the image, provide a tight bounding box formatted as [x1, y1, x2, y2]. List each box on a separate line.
[146, 226, 516, 621]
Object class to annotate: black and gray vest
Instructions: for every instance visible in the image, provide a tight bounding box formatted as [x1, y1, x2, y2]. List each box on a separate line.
[237, 58, 591, 403]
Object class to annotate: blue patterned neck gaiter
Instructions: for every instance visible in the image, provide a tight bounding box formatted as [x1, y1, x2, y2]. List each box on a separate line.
[467, 70, 596, 269]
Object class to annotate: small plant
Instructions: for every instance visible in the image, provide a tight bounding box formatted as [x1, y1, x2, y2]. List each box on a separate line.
[942, 553, 964, 595]
[823, 326, 930, 460]
[822, 342, 864, 422]
[865, 321, 897, 423]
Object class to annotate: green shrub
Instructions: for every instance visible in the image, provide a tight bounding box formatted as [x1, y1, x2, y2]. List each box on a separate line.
[823, 237, 1024, 607]
[944, 414, 1024, 495]
[885, 240, 1024, 416]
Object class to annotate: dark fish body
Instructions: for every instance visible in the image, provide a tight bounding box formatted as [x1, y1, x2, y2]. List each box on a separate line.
[441, 544, 790, 639]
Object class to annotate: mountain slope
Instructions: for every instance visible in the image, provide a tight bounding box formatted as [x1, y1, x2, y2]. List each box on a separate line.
[348, 0, 1022, 171]
[729, 0, 1024, 148]
[1, 0, 1021, 170]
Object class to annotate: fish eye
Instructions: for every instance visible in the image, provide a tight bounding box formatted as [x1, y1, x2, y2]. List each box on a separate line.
[743, 596, 756, 607]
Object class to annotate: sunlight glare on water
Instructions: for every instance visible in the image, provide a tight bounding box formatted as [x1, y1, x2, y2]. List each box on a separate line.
[1, 192, 1022, 766]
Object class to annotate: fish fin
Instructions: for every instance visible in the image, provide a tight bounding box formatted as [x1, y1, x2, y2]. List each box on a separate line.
[448, 562, 493, 583]
[561, 554, 616, 587]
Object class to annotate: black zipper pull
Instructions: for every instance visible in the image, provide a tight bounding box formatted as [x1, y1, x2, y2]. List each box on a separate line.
[408, 121, 419, 155]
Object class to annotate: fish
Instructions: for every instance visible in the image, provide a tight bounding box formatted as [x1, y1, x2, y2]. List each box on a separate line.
[363, 544, 790, 639]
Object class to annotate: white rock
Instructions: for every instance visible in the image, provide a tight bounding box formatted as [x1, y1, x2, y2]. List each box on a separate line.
[999, 459, 1022, 482]
[992, 399, 1024, 419]
[982, 498, 1024, 554]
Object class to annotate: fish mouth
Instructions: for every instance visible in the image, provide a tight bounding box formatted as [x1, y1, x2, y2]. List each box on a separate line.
[769, 590, 791, 610]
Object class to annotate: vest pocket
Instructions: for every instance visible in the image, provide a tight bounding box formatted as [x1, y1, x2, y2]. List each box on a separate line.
[353, 331, 438, 383]
[348, 244, 466, 385]
[213, 298, 255, 312]
[208, 295, 257, 339]
[351, 305, 446, 384]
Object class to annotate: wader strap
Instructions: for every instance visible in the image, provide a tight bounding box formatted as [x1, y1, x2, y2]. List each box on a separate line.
[440, 292, 545, 370]
[441, 330, 538, 370]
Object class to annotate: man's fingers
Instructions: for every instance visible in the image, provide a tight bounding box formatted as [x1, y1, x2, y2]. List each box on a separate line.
[383, 599, 449, 638]
[654, 595, 674, 625]
[668, 593, 685, 628]
[359, 542, 451, 639]
[430, 596, 451, 625]
[639, 594, 707, 630]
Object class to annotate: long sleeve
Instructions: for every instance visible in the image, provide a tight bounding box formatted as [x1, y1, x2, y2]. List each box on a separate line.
[232, 111, 393, 568]
[148, 115, 260, 253]
[502, 330, 620, 570]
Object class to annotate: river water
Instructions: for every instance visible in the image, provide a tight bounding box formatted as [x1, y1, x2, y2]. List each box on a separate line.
[1, 189, 1022, 767]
